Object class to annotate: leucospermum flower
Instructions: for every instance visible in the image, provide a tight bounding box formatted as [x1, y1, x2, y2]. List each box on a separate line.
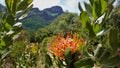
[49, 33, 83, 59]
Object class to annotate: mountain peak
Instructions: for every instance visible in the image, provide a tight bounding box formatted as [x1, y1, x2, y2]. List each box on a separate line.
[44, 6, 63, 14]
[31, 8, 40, 12]
[21, 6, 64, 30]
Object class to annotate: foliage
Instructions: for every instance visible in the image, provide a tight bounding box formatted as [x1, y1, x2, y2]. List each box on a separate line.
[49, 12, 81, 34]
[35, 12, 82, 42]
[35, 27, 52, 42]
[77, 0, 120, 67]
[44, 0, 120, 68]
[11, 42, 39, 67]
[0, 0, 33, 67]
[0, 0, 120, 68]
[21, 16, 50, 31]
[48, 33, 83, 68]
[49, 33, 83, 59]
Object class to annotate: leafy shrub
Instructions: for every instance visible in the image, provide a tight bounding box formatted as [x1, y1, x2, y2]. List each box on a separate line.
[0, 0, 33, 67]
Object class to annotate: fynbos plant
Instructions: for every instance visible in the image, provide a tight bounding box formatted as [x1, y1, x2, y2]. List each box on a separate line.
[48, 33, 83, 68]
[0, 0, 33, 67]
[78, 0, 120, 68]
[46, 0, 120, 68]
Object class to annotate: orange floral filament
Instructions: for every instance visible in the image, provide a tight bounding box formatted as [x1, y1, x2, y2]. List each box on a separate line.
[49, 33, 83, 59]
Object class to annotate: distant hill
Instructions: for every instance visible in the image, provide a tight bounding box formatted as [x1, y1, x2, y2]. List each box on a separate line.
[21, 6, 64, 30]
[0, 4, 64, 31]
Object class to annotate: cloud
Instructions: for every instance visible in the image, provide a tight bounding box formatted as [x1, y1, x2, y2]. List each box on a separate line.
[0, 0, 4, 3]
[0, 0, 89, 13]
[0, 0, 5, 6]
[33, 0, 60, 10]
[59, 0, 89, 13]
[32, 0, 84, 13]
[59, 0, 80, 13]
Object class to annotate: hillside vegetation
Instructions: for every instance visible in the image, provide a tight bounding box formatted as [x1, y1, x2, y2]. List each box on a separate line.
[35, 12, 82, 42]
[0, 0, 120, 68]
[21, 6, 64, 30]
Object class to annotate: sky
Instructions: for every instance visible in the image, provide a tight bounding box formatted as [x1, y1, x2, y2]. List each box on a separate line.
[32, 0, 88, 13]
[0, 0, 118, 13]
[0, 0, 88, 13]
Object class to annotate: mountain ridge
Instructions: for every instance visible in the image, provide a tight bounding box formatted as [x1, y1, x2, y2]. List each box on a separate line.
[0, 4, 64, 31]
[21, 6, 64, 30]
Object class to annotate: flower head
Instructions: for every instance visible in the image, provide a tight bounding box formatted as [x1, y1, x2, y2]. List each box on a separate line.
[49, 33, 83, 59]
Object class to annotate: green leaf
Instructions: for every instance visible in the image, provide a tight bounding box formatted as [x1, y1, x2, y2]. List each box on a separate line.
[3, 35, 13, 46]
[108, 29, 120, 52]
[4, 22, 12, 31]
[92, 23, 101, 34]
[99, 51, 110, 64]
[102, 55, 120, 67]
[12, 0, 21, 15]
[56, 59, 64, 68]
[100, 0, 108, 13]
[1, 49, 11, 59]
[80, 11, 90, 28]
[87, 23, 96, 38]
[92, 0, 102, 20]
[104, 0, 114, 20]
[45, 54, 53, 67]
[16, 4, 33, 19]
[17, 0, 33, 11]
[6, 15, 15, 26]
[0, 40, 6, 49]
[89, 0, 94, 6]
[84, 2, 92, 16]
[78, 2, 83, 12]
[93, 44, 104, 61]
[80, 11, 96, 38]
[6, 0, 21, 15]
[74, 58, 94, 68]
[5, 0, 14, 16]
[65, 48, 72, 66]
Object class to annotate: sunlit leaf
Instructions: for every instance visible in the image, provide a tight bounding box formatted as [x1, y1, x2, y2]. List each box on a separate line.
[0, 40, 6, 49]
[16, 4, 33, 20]
[17, 0, 33, 11]
[5, 0, 14, 16]
[4, 22, 12, 31]
[93, 44, 103, 60]
[84, 2, 92, 16]
[92, 0, 102, 20]
[80, 11, 90, 28]
[93, 23, 101, 34]
[12, 0, 21, 15]
[78, 2, 83, 12]
[100, 0, 108, 13]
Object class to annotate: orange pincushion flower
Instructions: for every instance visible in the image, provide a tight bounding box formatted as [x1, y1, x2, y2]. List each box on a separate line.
[49, 33, 83, 59]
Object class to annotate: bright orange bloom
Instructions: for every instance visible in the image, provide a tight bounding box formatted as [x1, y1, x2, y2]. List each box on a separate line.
[49, 33, 83, 59]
